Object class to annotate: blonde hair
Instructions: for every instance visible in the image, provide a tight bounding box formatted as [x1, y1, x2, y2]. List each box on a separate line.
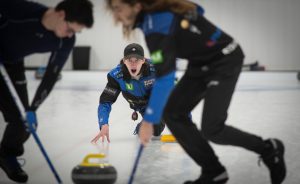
[106, 0, 196, 36]
[106, 0, 196, 14]
[139, 0, 196, 14]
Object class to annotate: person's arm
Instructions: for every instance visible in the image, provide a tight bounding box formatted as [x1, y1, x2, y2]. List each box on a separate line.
[98, 74, 121, 127]
[141, 14, 177, 125]
[30, 37, 75, 111]
[138, 12, 178, 145]
[140, 35, 176, 143]
[92, 74, 121, 143]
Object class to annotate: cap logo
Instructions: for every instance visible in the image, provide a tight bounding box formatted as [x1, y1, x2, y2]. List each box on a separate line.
[132, 48, 136, 51]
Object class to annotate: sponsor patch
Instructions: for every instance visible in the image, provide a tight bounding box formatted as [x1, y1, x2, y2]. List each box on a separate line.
[104, 87, 118, 95]
[125, 83, 134, 90]
[144, 79, 155, 87]
[151, 50, 163, 64]
[116, 73, 123, 79]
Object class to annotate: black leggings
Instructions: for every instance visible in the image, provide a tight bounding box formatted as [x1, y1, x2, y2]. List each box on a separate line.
[163, 48, 265, 171]
[0, 61, 30, 157]
[153, 119, 166, 136]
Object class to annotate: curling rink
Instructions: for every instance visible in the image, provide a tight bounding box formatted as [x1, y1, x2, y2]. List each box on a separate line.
[0, 71, 300, 184]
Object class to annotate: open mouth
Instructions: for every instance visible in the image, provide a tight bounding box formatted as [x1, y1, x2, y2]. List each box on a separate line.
[131, 69, 137, 74]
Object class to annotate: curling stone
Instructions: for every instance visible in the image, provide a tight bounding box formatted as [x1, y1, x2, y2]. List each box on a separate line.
[71, 153, 117, 184]
[160, 134, 176, 143]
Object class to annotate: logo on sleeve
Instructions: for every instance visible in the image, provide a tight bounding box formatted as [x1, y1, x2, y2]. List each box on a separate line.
[146, 107, 153, 115]
[103, 87, 118, 96]
[144, 79, 155, 87]
[151, 50, 163, 64]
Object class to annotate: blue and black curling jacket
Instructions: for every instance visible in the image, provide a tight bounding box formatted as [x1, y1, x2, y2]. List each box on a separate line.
[134, 4, 243, 124]
[0, 0, 75, 110]
[98, 60, 156, 128]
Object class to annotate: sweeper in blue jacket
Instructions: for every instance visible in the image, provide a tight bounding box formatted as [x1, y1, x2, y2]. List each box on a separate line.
[105, 0, 286, 184]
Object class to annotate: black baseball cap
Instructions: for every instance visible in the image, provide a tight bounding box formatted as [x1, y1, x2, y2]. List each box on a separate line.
[124, 43, 144, 59]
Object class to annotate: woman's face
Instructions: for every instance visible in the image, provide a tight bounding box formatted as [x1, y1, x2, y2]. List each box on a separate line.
[123, 57, 145, 77]
[110, 0, 141, 28]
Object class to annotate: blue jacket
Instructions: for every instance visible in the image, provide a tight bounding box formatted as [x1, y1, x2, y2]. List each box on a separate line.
[133, 5, 241, 124]
[98, 60, 156, 128]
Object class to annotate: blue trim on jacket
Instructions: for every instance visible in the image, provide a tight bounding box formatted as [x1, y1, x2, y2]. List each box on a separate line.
[98, 103, 112, 128]
[141, 12, 175, 36]
[143, 71, 175, 124]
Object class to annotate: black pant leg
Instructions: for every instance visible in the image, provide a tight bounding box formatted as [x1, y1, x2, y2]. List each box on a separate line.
[163, 74, 223, 171]
[0, 61, 30, 156]
[4, 62, 29, 109]
[153, 119, 166, 136]
[201, 52, 265, 154]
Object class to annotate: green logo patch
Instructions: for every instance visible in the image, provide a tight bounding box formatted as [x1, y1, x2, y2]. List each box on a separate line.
[125, 83, 134, 90]
[151, 50, 164, 64]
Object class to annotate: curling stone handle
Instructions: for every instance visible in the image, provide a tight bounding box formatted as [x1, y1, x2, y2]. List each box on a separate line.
[81, 153, 106, 166]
